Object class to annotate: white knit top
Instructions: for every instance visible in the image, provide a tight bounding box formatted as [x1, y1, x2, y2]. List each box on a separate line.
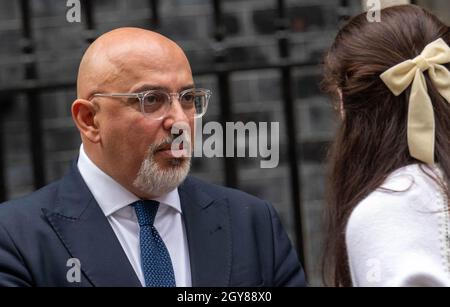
[346, 164, 450, 286]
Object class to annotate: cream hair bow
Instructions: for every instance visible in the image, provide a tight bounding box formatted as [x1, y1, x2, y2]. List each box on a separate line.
[380, 38, 450, 165]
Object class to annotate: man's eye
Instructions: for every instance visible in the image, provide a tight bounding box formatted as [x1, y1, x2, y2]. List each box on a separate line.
[181, 94, 195, 103]
[145, 93, 165, 104]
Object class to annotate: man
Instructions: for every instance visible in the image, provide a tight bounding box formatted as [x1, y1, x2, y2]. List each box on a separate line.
[0, 28, 306, 287]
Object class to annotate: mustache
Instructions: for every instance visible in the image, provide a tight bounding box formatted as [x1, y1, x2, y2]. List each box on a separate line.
[151, 136, 175, 152]
[150, 133, 191, 153]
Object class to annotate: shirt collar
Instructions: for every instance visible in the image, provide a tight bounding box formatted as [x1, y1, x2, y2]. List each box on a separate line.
[77, 144, 182, 217]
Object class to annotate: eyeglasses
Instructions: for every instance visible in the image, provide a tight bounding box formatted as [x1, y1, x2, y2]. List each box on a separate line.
[92, 88, 211, 120]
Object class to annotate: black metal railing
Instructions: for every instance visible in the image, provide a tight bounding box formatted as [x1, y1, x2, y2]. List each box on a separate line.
[276, 0, 305, 266]
[20, 0, 46, 190]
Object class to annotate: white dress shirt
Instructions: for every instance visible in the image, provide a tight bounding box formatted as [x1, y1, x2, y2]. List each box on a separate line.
[346, 164, 450, 286]
[77, 145, 191, 287]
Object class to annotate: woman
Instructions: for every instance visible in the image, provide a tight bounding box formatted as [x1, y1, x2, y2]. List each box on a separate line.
[322, 4, 450, 286]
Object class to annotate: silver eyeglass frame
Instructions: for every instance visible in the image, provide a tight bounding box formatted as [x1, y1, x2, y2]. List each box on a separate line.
[92, 88, 211, 120]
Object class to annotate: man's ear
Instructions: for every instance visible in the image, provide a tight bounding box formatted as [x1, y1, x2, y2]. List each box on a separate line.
[71, 99, 101, 143]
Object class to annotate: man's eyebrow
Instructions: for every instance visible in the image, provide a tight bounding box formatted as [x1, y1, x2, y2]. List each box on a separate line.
[131, 84, 195, 93]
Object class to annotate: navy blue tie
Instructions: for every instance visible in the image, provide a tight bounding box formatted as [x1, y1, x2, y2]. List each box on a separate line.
[133, 200, 176, 287]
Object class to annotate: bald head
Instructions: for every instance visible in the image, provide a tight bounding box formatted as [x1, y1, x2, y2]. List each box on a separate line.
[77, 27, 192, 99]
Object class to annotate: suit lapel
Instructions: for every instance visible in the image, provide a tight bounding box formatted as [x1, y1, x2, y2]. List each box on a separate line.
[42, 164, 141, 287]
[179, 177, 232, 287]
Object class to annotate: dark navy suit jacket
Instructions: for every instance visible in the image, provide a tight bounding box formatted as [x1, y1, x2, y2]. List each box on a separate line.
[0, 163, 306, 287]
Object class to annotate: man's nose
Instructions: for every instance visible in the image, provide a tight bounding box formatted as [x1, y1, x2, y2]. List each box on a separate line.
[162, 95, 189, 129]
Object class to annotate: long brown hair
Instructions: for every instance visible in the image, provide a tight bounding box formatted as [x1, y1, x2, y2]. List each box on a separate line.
[321, 4, 450, 287]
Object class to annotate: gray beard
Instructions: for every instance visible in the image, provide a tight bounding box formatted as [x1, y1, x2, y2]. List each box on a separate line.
[132, 141, 191, 197]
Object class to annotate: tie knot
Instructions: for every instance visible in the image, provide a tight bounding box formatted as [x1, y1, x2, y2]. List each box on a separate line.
[133, 200, 159, 226]
[412, 55, 431, 72]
